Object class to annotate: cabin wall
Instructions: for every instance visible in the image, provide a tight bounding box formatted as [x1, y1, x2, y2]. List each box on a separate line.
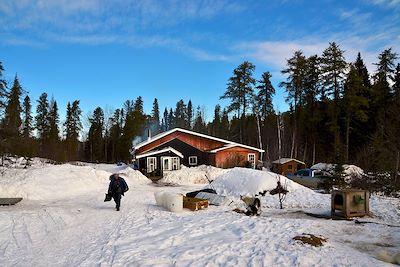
[215, 148, 259, 169]
[137, 131, 226, 154]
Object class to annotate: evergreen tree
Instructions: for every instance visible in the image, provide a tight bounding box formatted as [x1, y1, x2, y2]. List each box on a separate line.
[320, 42, 347, 160]
[221, 61, 256, 142]
[168, 108, 174, 129]
[221, 61, 256, 117]
[64, 100, 82, 160]
[22, 95, 33, 139]
[174, 99, 187, 129]
[87, 107, 104, 161]
[280, 50, 307, 158]
[193, 106, 207, 133]
[321, 42, 347, 101]
[48, 98, 60, 159]
[256, 71, 275, 121]
[211, 104, 221, 137]
[151, 98, 160, 133]
[187, 100, 193, 129]
[303, 55, 321, 164]
[162, 108, 168, 131]
[343, 64, 369, 162]
[35, 93, 50, 141]
[3, 75, 23, 137]
[0, 62, 7, 113]
[394, 63, 400, 103]
[21, 95, 35, 157]
[108, 108, 123, 162]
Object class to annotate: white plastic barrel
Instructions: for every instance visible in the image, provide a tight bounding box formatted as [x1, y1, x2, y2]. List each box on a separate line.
[154, 191, 164, 206]
[167, 194, 183, 212]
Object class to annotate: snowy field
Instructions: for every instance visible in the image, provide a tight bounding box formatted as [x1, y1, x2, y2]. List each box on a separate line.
[0, 159, 399, 266]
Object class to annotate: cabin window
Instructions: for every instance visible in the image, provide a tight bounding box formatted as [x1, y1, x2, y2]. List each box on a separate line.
[288, 164, 292, 170]
[147, 157, 157, 173]
[189, 156, 198, 166]
[248, 153, 256, 168]
[171, 157, 180, 170]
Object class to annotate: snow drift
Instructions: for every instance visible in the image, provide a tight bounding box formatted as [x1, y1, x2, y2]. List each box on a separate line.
[0, 161, 150, 200]
[158, 165, 229, 184]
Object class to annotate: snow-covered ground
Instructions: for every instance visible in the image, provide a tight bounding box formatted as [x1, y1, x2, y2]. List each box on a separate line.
[0, 159, 399, 266]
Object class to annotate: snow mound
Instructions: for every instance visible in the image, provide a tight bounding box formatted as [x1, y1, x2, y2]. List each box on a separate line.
[0, 163, 150, 200]
[158, 165, 229, 184]
[208, 167, 308, 197]
[311, 163, 364, 182]
[206, 168, 329, 208]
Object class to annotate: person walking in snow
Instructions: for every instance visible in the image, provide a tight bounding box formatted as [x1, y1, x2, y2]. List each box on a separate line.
[108, 173, 129, 211]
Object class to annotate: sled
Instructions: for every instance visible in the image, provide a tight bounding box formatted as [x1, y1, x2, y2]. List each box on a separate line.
[0, 198, 23, 206]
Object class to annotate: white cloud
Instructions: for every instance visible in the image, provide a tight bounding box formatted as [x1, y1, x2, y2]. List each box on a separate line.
[365, 0, 400, 7]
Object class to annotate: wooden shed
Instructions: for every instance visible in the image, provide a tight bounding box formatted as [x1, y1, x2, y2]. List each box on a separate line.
[272, 158, 306, 175]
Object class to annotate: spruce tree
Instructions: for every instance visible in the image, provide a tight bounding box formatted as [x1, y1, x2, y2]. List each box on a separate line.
[35, 92, 50, 142]
[187, 100, 193, 129]
[0, 62, 7, 113]
[343, 64, 368, 162]
[174, 99, 187, 129]
[87, 107, 104, 161]
[48, 98, 60, 160]
[22, 95, 33, 139]
[256, 71, 275, 121]
[151, 98, 160, 133]
[64, 100, 82, 160]
[3, 75, 23, 138]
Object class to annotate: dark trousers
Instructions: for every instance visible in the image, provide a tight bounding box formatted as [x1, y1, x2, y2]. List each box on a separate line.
[112, 193, 122, 209]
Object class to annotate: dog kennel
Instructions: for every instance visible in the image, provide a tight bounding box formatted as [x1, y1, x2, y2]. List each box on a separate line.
[331, 189, 369, 218]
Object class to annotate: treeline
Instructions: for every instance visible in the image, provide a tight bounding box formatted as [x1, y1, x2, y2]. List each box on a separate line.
[1, 42, 399, 178]
[217, 42, 400, 177]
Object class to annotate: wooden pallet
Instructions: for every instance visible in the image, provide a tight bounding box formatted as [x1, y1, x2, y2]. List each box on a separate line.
[183, 196, 208, 211]
[0, 198, 23, 206]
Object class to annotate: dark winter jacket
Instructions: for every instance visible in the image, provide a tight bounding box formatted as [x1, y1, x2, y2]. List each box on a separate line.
[108, 176, 129, 195]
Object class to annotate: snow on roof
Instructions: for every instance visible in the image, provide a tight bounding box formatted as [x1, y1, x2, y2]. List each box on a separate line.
[208, 144, 263, 153]
[135, 147, 184, 159]
[134, 128, 264, 153]
[272, 158, 306, 165]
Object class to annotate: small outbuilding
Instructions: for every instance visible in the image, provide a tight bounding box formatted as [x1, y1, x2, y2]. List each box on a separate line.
[272, 158, 306, 175]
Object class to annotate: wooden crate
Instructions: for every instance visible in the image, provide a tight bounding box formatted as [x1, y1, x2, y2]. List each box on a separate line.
[183, 196, 208, 211]
[331, 189, 369, 218]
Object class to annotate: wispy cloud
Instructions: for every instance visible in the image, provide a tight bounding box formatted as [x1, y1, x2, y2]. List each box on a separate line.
[364, 0, 400, 7]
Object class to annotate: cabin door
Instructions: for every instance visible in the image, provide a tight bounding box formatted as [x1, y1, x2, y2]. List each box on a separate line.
[161, 156, 180, 171]
[162, 157, 170, 171]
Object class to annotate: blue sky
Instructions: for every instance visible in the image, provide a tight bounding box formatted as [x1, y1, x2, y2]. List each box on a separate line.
[1, 0, 399, 125]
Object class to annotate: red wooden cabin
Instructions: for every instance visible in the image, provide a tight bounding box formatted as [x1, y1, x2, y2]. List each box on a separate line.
[133, 128, 264, 176]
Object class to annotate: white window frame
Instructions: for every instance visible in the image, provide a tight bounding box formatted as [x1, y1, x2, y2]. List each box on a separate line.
[248, 153, 256, 169]
[147, 157, 157, 173]
[189, 156, 198, 166]
[171, 157, 180, 170]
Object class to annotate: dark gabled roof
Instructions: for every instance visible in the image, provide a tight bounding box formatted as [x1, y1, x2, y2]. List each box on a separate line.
[134, 128, 264, 153]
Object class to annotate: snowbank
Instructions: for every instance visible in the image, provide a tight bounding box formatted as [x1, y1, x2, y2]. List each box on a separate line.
[206, 167, 329, 208]
[158, 165, 229, 184]
[0, 162, 150, 200]
[311, 163, 364, 182]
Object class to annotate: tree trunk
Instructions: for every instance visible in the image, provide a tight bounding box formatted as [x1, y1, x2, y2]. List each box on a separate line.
[312, 139, 316, 166]
[346, 117, 350, 163]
